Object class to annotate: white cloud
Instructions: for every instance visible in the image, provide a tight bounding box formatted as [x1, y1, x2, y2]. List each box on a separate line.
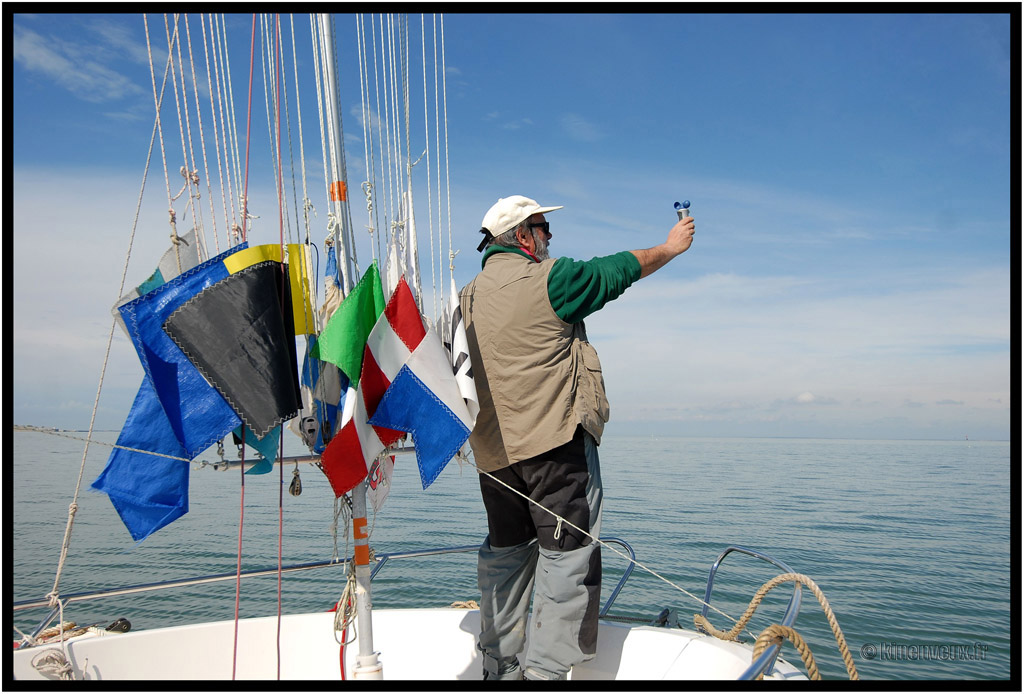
[501, 118, 534, 131]
[13, 24, 146, 103]
[87, 17, 152, 64]
[587, 263, 1010, 439]
[560, 113, 604, 142]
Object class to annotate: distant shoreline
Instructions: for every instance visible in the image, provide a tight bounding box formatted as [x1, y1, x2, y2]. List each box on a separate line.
[12, 425, 1010, 444]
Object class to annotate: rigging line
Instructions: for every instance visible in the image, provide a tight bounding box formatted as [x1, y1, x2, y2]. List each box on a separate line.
[379, 14, 393, 250]
[260, 12, 297, 247]
[312, 13, 349, 310]
[288, 14, 313, 247]
[308, 14, 344, 337]
[287, 14, 320, 338]
[368, 16, 382, 266]
[390, 15, 408, 257]
[240, 13, 257, 242]
[391, 17, 405, 280]
[420, 14, 435, 314]
[15, 427, 192, 462]
[219, 13, 247, 240]
[466, 457, 745, 629]
[440, 14, 454, 287]
[259, 14, 283, 231]
[331, 12, 359, 281]
[358, 14, 378, 264]
[183, 14, 217, 260]
[316, 17, 338, 229]
[163, 14, 201, 246]
[272, 15, 286, 680]
[231, 18, 258, 675]
[41, 36, 173, 607]
[374, 14, 395, 262]
[432, 14, 442, 318]
[401, 15, 411, 193]
[262, 13, 297, 248]
[258, 15, 274, 201]
[232, 428, 247, 681]
[220, 13, 246, 242]
[281, 16, 301, 249]
[391, 15, 407, 215]
[356, 14, 382, 265]
[207, 14, 238, 247]
[198, 14, 225, 255]
[368, 15, 386, 254]
[169, 13, 206, 257]
[399, 14, 423, 315]
[308, 14, 333, 256]
[212, 14, 242, 239]
[379, 13, 396, 268]
[335, 13, 358, 287]
[210, 14, 237, 240]
[144, 15, 176, 223]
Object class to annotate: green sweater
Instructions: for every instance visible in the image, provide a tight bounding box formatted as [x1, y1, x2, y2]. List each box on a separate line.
[480, 246, 642, 324]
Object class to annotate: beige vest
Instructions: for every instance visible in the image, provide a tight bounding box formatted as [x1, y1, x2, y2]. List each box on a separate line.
[460, 252, 610, 472]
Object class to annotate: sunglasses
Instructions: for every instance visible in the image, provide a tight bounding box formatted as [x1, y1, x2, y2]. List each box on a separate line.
[528, 221, 550, 236]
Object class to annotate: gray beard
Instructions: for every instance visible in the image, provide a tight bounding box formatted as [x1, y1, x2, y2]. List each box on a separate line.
[532, 230, 550, 261]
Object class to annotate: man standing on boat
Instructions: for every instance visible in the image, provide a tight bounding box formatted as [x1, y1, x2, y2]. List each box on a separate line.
[460, 195, 695, 680]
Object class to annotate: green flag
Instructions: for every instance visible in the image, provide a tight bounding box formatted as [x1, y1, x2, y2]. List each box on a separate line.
[312, 261, 386, 386]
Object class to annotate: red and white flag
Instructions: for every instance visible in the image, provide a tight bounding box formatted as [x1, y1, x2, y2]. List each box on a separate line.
[319, 277, 425, 510]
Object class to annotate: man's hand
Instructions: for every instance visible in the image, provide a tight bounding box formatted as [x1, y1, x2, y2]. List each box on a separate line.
[631, 216, 696, 278]
[666, 216, 695, 255]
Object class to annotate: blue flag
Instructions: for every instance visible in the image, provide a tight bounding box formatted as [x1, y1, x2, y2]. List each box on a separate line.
[118, 244, 247, 458]
[91, 374, 190, 542]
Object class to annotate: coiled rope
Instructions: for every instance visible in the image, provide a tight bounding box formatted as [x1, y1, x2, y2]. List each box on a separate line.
[694, 572, 859, 680]
[30, 649, 76, 681]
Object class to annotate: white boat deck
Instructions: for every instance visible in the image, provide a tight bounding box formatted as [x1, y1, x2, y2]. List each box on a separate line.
[13, 608, 806, 680]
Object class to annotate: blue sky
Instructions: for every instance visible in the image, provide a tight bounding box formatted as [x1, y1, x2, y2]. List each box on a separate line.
[12, 11, 1014, 441]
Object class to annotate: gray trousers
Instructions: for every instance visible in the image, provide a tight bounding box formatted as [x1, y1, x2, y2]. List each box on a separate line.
[476, 428, 603, 680]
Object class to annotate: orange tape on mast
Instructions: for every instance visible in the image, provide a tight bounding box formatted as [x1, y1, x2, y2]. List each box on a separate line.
[353, 516, 369, 565]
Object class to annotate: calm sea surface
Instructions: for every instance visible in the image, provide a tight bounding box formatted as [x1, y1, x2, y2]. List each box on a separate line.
[11, 430, 1012, 681]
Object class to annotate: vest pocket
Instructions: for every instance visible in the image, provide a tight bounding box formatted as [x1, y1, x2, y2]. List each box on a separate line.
[578, 341, 610, 424]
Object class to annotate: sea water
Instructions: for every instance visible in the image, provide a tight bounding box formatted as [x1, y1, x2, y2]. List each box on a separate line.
[11, 430, 1012, 681]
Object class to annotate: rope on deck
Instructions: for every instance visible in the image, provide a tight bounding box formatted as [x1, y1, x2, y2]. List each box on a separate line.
[694, 572, 859, 680]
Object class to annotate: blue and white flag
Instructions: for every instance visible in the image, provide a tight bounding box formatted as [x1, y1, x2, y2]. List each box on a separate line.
[367, 280, 472, 490]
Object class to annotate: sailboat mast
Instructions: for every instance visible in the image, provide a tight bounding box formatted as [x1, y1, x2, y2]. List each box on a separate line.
[318, 13, 356, 295]
[318, 12, 381, 678]
[349, 478, 383, 678]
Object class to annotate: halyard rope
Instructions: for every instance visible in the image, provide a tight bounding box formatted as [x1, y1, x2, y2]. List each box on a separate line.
[468, 451, 859, 679]
[695, 572, 859, 680]
[753, 625, 821, 680]
[14, 426, 193, 462]
[198, 13, 225, 254]
[183, 15, 218, 256]
[463, 457, 741, 628]
[36, 15, 174, 633]
[429, 14, 441, 315]
[440, 15, 453, 290]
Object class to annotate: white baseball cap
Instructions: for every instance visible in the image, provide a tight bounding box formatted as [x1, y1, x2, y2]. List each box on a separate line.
[481, 195, 563, 236]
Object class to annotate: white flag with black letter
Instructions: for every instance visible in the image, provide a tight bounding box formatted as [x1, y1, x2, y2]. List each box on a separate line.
[444, 277, 479, 426]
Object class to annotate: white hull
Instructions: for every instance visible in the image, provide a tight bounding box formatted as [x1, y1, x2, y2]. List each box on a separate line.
[13, 608, 806, 680]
